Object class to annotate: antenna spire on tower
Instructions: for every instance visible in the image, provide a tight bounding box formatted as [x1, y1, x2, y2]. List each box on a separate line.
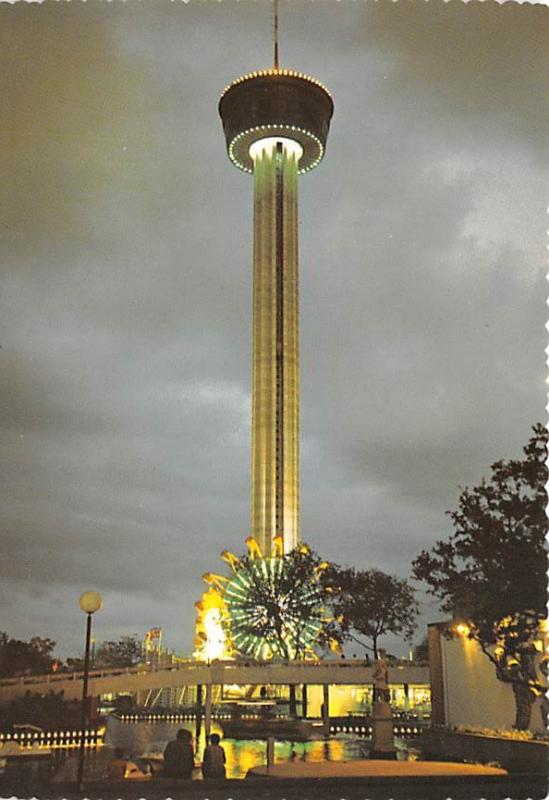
[273, 0, 279, 69]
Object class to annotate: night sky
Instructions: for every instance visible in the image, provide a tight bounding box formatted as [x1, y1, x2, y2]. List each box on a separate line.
[2, 1, 546, 659]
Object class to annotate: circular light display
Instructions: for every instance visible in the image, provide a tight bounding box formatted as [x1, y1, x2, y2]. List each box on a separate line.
[228, 123, 324, 175]
[223, 555, 325, 660]
[220, 68, 332, 100]
[249, 136, 303, 163]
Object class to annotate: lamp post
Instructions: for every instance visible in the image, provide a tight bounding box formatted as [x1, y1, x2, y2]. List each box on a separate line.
[77, 591, 102, 790]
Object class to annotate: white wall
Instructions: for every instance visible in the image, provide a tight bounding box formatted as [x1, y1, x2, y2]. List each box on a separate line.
[440, 634, 545, 733]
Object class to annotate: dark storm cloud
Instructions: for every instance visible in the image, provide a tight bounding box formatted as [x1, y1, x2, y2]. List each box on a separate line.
[354, 2, 548, 159]
[1, 1, 546, 657]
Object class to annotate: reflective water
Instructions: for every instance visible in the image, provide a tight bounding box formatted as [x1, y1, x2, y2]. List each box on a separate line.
[105, 717, 411, 779]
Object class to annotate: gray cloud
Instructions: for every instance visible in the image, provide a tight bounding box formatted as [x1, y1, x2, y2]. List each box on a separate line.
[1, 0, 546, 658]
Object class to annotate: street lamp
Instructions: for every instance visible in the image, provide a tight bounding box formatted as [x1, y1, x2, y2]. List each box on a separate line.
[77, 591, 102, 790]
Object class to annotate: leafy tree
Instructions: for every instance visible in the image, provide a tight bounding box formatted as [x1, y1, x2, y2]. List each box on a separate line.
[326, 568, 419, 659]
[0, 633, 56, 677]
[412, 424, 547, 730]
[94, 635, 143, 668]
[2, 691, 85, 731]
[65, 656, 85, 672]
[112, 694, 137, 715]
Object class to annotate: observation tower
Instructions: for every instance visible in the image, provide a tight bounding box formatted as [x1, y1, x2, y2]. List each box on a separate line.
[219, 40, 333, 556]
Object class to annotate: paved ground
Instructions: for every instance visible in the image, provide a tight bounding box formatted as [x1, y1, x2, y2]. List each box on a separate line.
[248, 759, 508, 778]
[1, 771, 547, 800]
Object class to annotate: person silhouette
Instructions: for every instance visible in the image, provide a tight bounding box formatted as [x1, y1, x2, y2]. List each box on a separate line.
[201, 733, 226, 779]
[163, 729, 194, 779]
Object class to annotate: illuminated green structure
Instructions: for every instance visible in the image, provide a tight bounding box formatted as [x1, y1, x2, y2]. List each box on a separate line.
[223, 550, 325, 660]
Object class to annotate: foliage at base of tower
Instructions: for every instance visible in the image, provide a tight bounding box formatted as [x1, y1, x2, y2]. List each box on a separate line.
[219, 544, 340, 660]
[324, 568, 419, 659]
[412, 423, 548, 730]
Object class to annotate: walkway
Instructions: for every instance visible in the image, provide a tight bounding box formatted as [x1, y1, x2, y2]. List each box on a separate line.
[3, 772, 546, 800]
[247, 760, 508, 778]
[0, 660, 429, 702]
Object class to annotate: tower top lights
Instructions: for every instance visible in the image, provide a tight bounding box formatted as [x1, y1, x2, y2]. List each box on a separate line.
[219, 69, 334, 174]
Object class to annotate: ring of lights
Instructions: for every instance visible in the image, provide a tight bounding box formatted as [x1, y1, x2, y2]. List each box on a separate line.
[229, 124, 323, 174]
[223, 556, 325, 660]
[219, 71, 333, 175]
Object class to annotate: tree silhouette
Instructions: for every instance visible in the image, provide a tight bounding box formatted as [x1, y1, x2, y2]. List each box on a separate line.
[0, 633, 56, 677]
[94, 635, 143, 668]
[412, 424, 547, 730]
[326, 568, 419, 659]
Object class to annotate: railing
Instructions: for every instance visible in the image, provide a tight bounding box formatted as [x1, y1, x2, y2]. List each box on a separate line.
[0, 728, 104, 748]
[0, 666, 140, 687]
[0, 660, 195, 687]
[0, 658, 427, 688]
[114, 712, 428, 737]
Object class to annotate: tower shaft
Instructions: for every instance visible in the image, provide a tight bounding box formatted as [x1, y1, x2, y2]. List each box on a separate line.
[219, 68, 333, 559]
[251, 141, 300, 556]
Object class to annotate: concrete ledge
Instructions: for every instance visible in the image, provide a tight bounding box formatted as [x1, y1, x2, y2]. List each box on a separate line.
[247, 760, 507, 778]
[2, 774, 547, 800]
[421, 728, 549, 774]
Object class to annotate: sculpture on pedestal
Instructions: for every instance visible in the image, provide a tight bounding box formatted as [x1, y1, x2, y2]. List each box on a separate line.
[370, 649, 396, 759]
[373, 648, 390, 703]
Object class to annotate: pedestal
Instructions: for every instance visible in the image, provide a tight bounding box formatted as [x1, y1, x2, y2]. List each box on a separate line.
[370, 700, 396, 759]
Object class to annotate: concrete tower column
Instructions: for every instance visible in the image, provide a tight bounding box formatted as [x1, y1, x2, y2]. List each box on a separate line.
[219, 67, 333, 560]
[251, 138, 300, 556]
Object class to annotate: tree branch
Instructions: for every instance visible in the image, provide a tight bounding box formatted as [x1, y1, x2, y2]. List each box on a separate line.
[347, 632, 374, 652]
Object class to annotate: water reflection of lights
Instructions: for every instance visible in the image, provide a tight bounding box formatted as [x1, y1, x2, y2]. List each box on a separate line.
[105, 718, 409, 778]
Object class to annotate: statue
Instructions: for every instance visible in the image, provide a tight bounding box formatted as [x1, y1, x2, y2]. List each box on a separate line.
[373, 648, 390, 703]
[370, 648, 396, 759]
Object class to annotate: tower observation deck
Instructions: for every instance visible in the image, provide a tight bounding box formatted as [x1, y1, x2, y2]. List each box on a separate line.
[219, 69, 333, 557]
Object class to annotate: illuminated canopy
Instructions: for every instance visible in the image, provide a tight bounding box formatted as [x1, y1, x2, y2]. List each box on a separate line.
[249, 137, 303, 162]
